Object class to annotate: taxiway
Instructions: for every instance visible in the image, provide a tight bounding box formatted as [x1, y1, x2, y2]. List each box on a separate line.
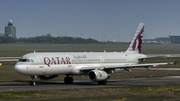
[1, 76, 180, 92]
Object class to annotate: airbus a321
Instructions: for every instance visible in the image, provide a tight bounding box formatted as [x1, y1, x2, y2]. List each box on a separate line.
[14, 23, 175, 86]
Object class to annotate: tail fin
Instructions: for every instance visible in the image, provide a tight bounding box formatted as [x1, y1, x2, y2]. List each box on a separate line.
[125, 23, 145, 54]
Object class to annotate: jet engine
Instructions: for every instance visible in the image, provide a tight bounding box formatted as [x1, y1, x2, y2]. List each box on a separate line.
[88, 70, 108, 81]
[38, 75, 58, 80]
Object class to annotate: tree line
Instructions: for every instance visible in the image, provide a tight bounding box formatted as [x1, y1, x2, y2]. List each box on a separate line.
[0, 34, 98, 44]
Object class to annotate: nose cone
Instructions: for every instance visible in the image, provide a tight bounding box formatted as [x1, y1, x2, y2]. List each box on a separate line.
[14, 64, 26, 74]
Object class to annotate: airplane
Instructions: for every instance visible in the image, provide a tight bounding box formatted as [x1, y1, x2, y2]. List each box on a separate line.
[14, 23, 176, 86]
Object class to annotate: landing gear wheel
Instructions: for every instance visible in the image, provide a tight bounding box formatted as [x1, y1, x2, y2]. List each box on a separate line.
[30, 82, 36, 86]
[69, 77, 73, 84]
[64, 77, 68, 84]
[30, 75, 36, 86]
[98, 80, 107, 85]
[98, 81, 102, 85]
[102, 80, 107, 85]
[64, 77, 73, 84]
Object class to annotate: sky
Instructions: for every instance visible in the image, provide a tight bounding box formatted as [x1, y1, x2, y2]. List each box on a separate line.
[0, 0, 180, 42]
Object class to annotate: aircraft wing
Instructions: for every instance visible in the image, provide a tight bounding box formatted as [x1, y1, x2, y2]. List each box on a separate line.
[148, 68, 180, 70]
[0, 57, 20, 61]
[138, 54, 170, 61]
[80, 62, 176, 71]
[138, 54, 180, 62]
[145, 54, 180, 58]
[139, 56, 166, 60]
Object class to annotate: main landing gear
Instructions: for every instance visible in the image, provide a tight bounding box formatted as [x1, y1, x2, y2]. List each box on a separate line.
[98, 80, 107, 85]
[64, 75, 73, 84]
[30, 75, 36, 86]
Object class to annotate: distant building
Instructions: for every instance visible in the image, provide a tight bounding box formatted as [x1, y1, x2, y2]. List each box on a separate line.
[169, 35, 180, 44]
[155, 37, 171, 43]
[143, 37, 171, 43]
[143, 35, 180, 44]
[5, 20, 16, 38]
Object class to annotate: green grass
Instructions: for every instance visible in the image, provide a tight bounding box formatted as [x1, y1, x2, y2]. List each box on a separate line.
[0, 43, 180, 57]
[1, 85, 180, 101]
[142, 43, 180, 54]
[0, 43, 129, 56]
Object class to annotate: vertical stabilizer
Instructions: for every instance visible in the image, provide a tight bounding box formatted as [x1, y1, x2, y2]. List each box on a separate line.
[125, 23, 145, 54]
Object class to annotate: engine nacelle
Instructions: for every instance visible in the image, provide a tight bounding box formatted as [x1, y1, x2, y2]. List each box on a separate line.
[88, 70, 108, 81]
[38, 75, 58, 80]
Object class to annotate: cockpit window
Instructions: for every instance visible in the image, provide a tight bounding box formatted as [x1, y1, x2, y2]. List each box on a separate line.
[19, 58, 34, 62]
[28, 59, 34, 62]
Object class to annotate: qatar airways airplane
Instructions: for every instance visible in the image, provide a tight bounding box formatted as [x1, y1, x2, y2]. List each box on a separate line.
[14, 23, 175, 86]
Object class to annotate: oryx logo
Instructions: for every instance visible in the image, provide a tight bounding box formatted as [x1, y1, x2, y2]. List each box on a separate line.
[99, 73, 102, 77]
[132, 26, 144, 53]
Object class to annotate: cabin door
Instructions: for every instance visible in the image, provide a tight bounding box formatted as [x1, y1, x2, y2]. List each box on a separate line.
[37, 55, 47, 74]
[99, 56, 104, 67]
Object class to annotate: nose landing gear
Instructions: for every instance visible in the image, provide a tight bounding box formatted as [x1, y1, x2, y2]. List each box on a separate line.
[30, 75, 36, 86]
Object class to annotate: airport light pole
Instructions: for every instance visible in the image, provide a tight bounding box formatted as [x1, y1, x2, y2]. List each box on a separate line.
[104, 35, 106, 42]
[102, 32, 103, 42]
[80, 33, 84, 38]
[66, 32, 67, 37]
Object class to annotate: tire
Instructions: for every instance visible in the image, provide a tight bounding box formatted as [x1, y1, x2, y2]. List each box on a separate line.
[33, 82, 36, 86]
[64, 77, 68, 84]
[98, 81, 102, 85]
[98, 80, 107, 85]
[30, 82, 35, 86]
[30, 82, 33, 86]
[69, 77, 73, 84]
[102, 80, 107, 85]
[64, 77, 73, 84]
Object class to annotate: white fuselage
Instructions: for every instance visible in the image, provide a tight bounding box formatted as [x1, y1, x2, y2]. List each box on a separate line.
[14, 52, 147, 76]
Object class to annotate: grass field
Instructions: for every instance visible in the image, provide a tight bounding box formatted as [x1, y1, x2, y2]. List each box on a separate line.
[0, 43, 180, 56]
[1, 85, 180, 101]
[0, 43, 180, 101]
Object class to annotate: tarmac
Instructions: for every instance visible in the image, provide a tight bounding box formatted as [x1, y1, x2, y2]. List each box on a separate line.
[1, 76, 180, 92]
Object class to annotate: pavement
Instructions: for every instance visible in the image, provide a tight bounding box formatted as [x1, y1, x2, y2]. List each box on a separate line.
[1, 76, 180, 92]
